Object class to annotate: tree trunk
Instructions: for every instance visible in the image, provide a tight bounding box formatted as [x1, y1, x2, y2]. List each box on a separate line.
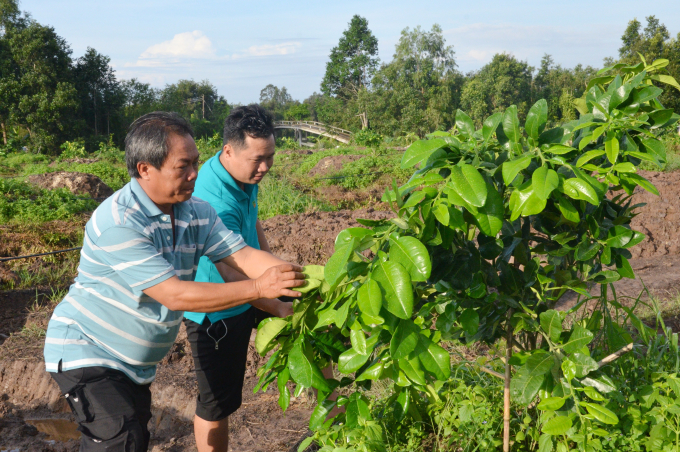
[1, 122, 6, 146]
[503, 312, 514, 452]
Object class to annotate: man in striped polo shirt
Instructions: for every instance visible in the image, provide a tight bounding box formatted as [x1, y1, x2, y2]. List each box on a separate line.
[43, 112, 305, 452]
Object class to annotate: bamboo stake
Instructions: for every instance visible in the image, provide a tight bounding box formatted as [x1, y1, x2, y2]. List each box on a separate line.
[503, 311, 513, 452]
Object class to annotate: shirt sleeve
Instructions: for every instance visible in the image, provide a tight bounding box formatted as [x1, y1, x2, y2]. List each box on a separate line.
[202, 206, 247, 262]
[92, 227, 176, 291]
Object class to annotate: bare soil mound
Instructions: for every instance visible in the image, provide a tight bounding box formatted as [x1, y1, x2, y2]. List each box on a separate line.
[261, 208, 392, 265]
[308, 155, 363, 177]
[629, 170, 680, 258]
[27, 172, 113, 199]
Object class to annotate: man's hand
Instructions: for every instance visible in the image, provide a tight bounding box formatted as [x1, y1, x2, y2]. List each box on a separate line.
[275, 301, 294, 318]
[254, 264, 305, 299]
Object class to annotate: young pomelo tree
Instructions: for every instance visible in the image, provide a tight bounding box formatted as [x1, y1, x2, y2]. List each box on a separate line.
[255, 57, 680, 451]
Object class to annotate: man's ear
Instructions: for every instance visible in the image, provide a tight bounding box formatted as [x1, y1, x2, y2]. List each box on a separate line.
[137, 161, 152, 180]
[223, 143, 234, 158]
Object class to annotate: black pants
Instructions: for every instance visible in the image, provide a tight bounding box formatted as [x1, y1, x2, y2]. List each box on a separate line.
[184, 307, 272, 421]
[51, 366, 152, 452]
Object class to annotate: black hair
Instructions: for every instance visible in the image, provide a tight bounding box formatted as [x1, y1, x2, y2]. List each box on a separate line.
[223, 104, 274, 149]
[125, 112, 194, 178]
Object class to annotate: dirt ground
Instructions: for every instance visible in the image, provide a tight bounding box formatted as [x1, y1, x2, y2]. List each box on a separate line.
[1, 168, 680, 451]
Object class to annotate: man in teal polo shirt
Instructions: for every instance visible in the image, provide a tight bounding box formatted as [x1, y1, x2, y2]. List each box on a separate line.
[184, 105, 289, 452]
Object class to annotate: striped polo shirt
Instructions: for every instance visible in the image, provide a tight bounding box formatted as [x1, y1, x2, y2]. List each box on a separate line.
[43, 178, 246, 384]
[184, 151, 260, 325]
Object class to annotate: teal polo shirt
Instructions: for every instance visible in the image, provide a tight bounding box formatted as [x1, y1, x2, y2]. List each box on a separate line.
[184, 151, 260, 325]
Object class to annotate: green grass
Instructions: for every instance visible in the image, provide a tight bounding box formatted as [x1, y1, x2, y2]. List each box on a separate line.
[258, 176, 332, 220]
[0, 178, 98, 224]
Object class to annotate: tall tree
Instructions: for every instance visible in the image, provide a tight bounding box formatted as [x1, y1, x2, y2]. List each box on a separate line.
[73, 47, 123, 138]
[321, 15, 379, 98]
[460, 53, 533, 125]
[259, 84, 293, 119]
[159, 79, 228, 138]
[3, 20, 78, 153]
[364, 24, 461, 136]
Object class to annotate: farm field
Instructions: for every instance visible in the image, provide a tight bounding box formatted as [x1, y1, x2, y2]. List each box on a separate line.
[1, 130, 680, 451]
[0, 142, 410, 451]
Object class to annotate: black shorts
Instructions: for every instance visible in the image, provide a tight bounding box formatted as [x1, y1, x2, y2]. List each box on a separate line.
[50, 366, 152, 452]
[184, 307, 272, 421]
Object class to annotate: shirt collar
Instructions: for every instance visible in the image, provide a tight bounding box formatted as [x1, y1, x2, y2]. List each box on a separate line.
[210, 151, 255, 201]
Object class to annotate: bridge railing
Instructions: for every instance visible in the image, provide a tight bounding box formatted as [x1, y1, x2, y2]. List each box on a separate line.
[274, 120, 352, 137]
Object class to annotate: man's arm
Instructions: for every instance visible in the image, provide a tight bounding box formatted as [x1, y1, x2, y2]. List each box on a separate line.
[215, 261, 293, 317]
[256, 219, 272, 253]
[143, 247, 303, 312]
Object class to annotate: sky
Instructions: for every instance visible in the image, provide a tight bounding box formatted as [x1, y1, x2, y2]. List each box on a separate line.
[21, 0, 680, 104]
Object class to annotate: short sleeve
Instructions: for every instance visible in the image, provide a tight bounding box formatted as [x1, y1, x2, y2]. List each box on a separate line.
[216, 200, 244, 237]
[94, 227, 175, 290]
[202, 211, 247, 262]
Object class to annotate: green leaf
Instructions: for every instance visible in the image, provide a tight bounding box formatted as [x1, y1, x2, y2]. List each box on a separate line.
[357, 279, 382, 317]
[302, 264, 325, 281]
[389, 236, 431, 282]
[455, 109, 475, 136]
[532, 166, 559, 200]
[399, 357, 427, 385]
[346, 394, 371, 428]
[523, 350, 555, 376]
[433, 202, 449, 226]
[542, 416, 572, 436]
[503, 105, 521, 144]
[558, 197, 579, 223]
[612, 162, 636, 173]
[338, 347, 371, 373]
[581, 402, 619, 425]
[289, 340, 330, 391]
[510, 371, 545, 405]
[393, 388, 410, 421]
[459, 308, 479, 335]
[568, 353, 599, 378]
[325, 238, 356, 286]
[390, 319, 420, 360]
[401, 138, 447, 168]
[538, 397, 566, 411]
[640, 137, 667, 164]
[615, 255, 635, 279]
[605, 133, 619, 164]
[502, 155, 532, 185]
[562, 326, 594, 354]
[255, 318, 289, 356]
[277, 368, 291, 411]
[575, 240, 601, 261]
[372, 261, 414, 319]
[335, 228, 372, 250]
[562, 359, 576, 381]
[575, 150, 605, 168]
[621, 173, 659, 196]
[563, 178, 599, 205]
[449, 164, 487, 207]
[309, 398, 336, 430]
[581, 375, 617, 393]
[649, 74, 680, 92]
[350, 329, 368, 355]
[356, 361, 384, 381]
[416, 337, 451, 380]
[538, 434, 553, 452]
[526, 99, 548, 140]
[606, 225, 634, 248]
[583, 386, 606, 402]
[482, 112, 503, 142]
[297, 278, 321, 294]
[473, 182, 504, 237]
[509, 186, 546, 220]
[540, 310, 562, 342]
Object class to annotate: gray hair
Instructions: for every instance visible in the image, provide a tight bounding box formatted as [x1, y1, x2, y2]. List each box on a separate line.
[125, 112, 194, 178]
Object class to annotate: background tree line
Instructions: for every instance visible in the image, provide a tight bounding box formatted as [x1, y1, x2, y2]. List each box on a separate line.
[0, 0, 678, 154]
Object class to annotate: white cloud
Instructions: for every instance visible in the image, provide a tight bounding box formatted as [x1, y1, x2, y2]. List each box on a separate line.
[141, 30, 215, 59]
[126, 31, 219, 67]
[233, 42, 301, 59]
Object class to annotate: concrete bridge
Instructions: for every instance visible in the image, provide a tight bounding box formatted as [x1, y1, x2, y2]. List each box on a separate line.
[274, 120, 352, 144]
